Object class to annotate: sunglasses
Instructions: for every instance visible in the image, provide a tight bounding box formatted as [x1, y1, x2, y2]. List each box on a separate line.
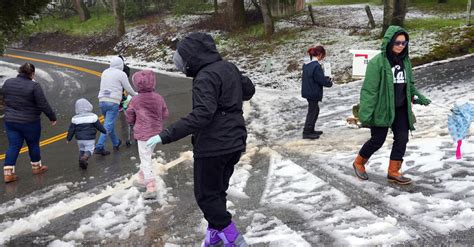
[394, 41, 409, 46]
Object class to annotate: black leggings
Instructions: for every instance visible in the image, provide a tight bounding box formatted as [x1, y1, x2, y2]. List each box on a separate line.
[303, 100, 320, 133]
[193, 151, 242, 230]
[359, 106, 409, 161]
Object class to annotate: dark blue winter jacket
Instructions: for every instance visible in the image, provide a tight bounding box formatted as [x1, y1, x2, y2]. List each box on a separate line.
[301, 61, 332, 101]
[67, 99, 106, 141]
[2, 74, 57, 123]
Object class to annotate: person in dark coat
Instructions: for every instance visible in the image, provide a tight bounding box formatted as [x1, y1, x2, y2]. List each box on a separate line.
[2, 63, 57, 183]
[67, 98, 107, 169]
[146, 32, 255, 246]
[0, 86, 5, 119]
[118, 55, 131, 112]
[301, 45, 333, 139]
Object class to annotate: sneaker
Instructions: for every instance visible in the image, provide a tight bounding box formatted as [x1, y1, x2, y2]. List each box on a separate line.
[203, 227, 223, 247]
[94, 148, 110, 156]
[217, 222, 248, 247]
[113, 139, 122, 151]
[143, 180, 157, 200]
[132, 179, 147, 192]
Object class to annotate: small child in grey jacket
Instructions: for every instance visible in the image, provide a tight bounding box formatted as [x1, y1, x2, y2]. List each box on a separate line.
[67, 98, 107, 169]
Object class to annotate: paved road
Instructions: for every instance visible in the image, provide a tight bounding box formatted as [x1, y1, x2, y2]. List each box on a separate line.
[1, 51, 473, 246]
[0, 49, 192, 203]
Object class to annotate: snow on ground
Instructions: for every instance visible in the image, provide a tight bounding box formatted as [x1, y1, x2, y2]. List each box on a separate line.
[1, 5, 473, 246]
[0, 61, 18, 87]
[36, 4, 465, 91]
[0, 171, 170, 245]
[0, 183, 71, 216]
[242, 53, 473, 244]
[0, 60, 55, 88]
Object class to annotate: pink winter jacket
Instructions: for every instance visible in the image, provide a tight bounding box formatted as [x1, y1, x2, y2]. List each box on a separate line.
[125, 70, 169, 141]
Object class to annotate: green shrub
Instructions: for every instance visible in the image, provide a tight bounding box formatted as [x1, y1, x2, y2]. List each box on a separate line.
[405, 18, 464, 31]
[172, 0, 212, 15]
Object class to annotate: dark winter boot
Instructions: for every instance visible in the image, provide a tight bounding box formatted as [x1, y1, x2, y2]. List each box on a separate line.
[353, 154, 369, 180]
[387, 160, 412, 185]
[302, 131, 320, 139]
[203, 227, 223, 247]
[31, 161, 48, 175]
[113, 139, 122, 151]
[79, 151, 90, 169]
[94, 148, 110, 156]
[217, 222, 248, 247]
[4, 166, 18, 183]
[313, 130, 323, 135]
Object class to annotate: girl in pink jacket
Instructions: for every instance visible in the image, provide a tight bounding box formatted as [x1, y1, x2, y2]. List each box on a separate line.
[125, 70, 168, 199]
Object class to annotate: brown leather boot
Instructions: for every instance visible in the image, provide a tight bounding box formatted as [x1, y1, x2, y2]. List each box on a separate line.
[4, 166, 18, 183]
[387, 160, 412, 185]
[31, 161, 48, 175]
[353, 154, 369, 180]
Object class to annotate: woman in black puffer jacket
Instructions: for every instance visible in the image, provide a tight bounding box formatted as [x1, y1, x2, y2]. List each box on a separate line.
[2, 63, 57, 183]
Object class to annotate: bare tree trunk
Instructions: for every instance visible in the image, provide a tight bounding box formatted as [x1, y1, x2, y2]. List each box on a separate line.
[365, 5, 376, 29]
[214, 0, 219, 14]
[74, 0, 91, 21]
[391, 0, 408, 27]
[468, 0, 472, 26]
[112, 0, 125, 37]
[260, 0, 274, 37]
[226, 0, 246, 29]
[381, 0, 407, 36]
[308, 5, 316, 25]
[382, 0, 393, 36]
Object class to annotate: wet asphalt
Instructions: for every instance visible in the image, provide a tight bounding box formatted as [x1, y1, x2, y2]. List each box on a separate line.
[0, 50, 473, 246]
[0, 49, 193, 203]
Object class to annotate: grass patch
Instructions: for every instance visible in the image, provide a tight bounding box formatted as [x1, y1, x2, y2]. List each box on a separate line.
[411, 26, 474, 65]
[28, 11, 114, 36]
[307, 0, 381, 6]
[308, 0, 467, 13]
[410, 0, 468, 13]
[171, 0, 213, 15]
[405, 18, 465, 31]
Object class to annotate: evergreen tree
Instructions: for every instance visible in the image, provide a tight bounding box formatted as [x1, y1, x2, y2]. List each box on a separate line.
[0, 0, 51, 54]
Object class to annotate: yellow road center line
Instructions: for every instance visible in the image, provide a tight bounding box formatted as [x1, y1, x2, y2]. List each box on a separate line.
[5, 54, 102, 77]
[1, 54, 105, 161]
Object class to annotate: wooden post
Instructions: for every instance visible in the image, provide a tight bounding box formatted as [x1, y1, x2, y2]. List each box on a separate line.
[261, 0, 274, 37]
[365, 5, 376, 29]
[308, 5, 316, 25]
[468, 0, 472, 26]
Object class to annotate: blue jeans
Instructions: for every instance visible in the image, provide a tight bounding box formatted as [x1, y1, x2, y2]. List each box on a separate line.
[96, 101, 120, 150]
[4, 121, 42, 166]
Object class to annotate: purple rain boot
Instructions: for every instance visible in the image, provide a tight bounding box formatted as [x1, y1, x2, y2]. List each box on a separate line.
[203, 227, 223, 247]
[217, 222, 248, 247]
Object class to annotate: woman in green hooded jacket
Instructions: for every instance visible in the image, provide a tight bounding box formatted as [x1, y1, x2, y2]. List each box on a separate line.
[352, 26, 431, 185]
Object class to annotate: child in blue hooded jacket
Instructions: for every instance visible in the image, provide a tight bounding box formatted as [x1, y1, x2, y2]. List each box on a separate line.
[67, 98, 107, 169]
